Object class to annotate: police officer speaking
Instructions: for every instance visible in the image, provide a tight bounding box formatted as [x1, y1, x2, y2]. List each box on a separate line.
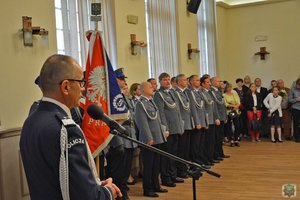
[20, 54, 121, 200]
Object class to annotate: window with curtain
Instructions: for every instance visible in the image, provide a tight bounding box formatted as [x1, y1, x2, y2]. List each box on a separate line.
[145, 0, 179, 79]
[54, 0, 117, 69]
[197, 0, 217, 76]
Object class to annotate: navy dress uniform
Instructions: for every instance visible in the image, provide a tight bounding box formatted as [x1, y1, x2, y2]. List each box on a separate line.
[20, 99, 113, 200]
[187, 88, 208, 166]
[200, 88, 219, 164]
[106, 126, 126, 199]
[153, 87, 184, 185]
[106, 68, 130, 200]
[135, 96, 167, 195]
[210, 86, 227, 159]
[121, 94, 138, 188]
[174, 87, 194, 177]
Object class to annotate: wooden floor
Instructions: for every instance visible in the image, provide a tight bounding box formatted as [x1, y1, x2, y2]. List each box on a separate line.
[128, 140, 300, 200]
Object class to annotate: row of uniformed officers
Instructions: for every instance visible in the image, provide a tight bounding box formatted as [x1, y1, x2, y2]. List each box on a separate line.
[20, 54, 231, 200]
[109, 69, 230, 199]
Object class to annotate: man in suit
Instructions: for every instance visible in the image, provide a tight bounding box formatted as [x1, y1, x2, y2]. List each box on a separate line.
[187, 75, 210, 169]
[153, 72, 184, 187]
[174, 74, 194, 178]
[135, 81, 168, 197]
[200, 75, 220, 165]
[255, 78, 269, 138]
[277, 79, 292, 140]
[210, 77, 230, 160]
[20, 54, 121, 200]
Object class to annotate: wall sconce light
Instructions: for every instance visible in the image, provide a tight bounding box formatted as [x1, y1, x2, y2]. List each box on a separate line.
[255, 47, 270, 60]
[187, 43, 200, 59]
[130, 34, 147, 55]
[22, 16, 49, 46]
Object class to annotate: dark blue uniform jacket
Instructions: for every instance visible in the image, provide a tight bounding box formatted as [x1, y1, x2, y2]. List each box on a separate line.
[20, 101, 112, 200]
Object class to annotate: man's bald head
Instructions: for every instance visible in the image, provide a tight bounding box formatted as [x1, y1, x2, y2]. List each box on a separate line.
[40, 54, 79, 93]
[211, 76, 221, 88]
[140, 81, 154, 98]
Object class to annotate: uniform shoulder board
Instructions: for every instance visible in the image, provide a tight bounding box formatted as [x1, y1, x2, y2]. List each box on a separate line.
[55, 112, 77, 127]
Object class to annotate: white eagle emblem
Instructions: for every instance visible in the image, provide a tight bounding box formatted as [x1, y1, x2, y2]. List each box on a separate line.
[86, 66, 107, 103]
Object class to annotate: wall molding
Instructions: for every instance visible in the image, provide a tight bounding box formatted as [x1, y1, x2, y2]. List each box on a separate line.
[216, 0, 293, 9]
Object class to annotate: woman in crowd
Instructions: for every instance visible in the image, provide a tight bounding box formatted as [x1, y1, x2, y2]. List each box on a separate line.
[263, 86, 283, 143]
[234, 78, 249, 139]
[223, 83, 241, 147]
[128, 82, 142, 184]
[244, 83, 263, 142]
[129, 83, 141, 104]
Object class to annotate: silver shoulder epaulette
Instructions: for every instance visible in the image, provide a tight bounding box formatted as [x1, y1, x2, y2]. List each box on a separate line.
[55, 113, 76, 127]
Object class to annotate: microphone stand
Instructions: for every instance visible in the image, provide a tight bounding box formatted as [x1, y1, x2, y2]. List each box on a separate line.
[110, 130, 221, 200]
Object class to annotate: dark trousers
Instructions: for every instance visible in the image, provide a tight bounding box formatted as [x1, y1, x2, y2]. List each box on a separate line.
[141, 144, 161, 192]
[161, 134, 179, 182]
[282, 109, 292, 138]
[204, 125, 216, 162]
[292, 109, 300, 141]
[214, 121, 225, 158]
[106, 146, 127, 197]
[240, 109, 248, 136]
[227, 116, 241, 141]
[123, 148, 135, 182]
[261, 109, 270, 137]
[177, 130, 192, 175]
[190, 128, 207, 165]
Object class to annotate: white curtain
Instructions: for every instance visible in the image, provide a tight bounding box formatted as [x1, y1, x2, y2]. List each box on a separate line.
[197, 0, 217, 76]
[101, 0, 118, 68]
[146, 0, 179, 79]
[57, 0, 118, 68]
[60, 0, 80, 62]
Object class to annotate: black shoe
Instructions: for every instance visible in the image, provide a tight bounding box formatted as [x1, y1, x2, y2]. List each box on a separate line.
[143, 191, 159, 198]
[122, 196, 130, 200]
[201, 164, 211, 170]
[177, 173, 189, 179]
[286, 136, 293, 140]
[278, 140, 283, 143]
[222, 155, 230, 158]
[205, 162, 214, 166]
[161, 181, 176, 187]
[172, 177, 184, 183]
[215, 157, 224, 161]
[155, 188, 168, 193]
[212, 160, 220, 164]
[235, 142, 240, 147]
[271, 140, 276, 143]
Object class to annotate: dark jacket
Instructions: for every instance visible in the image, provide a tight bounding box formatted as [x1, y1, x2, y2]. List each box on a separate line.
[257, 87, 269, 110]
[243, 92, 263, 111]
[20, 101, 112, 200]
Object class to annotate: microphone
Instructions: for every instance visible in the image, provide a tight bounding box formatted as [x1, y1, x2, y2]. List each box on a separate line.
[87, 104, 129, 136]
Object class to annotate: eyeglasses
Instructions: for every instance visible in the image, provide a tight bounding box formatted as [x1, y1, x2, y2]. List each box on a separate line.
[60, 79, 86, 87]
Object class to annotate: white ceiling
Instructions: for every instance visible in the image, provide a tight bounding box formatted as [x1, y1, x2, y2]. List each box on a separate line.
[216, 0, 292, 7]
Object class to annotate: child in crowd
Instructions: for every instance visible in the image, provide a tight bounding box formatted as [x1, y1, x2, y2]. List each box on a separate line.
[263, 86, 283, 143]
